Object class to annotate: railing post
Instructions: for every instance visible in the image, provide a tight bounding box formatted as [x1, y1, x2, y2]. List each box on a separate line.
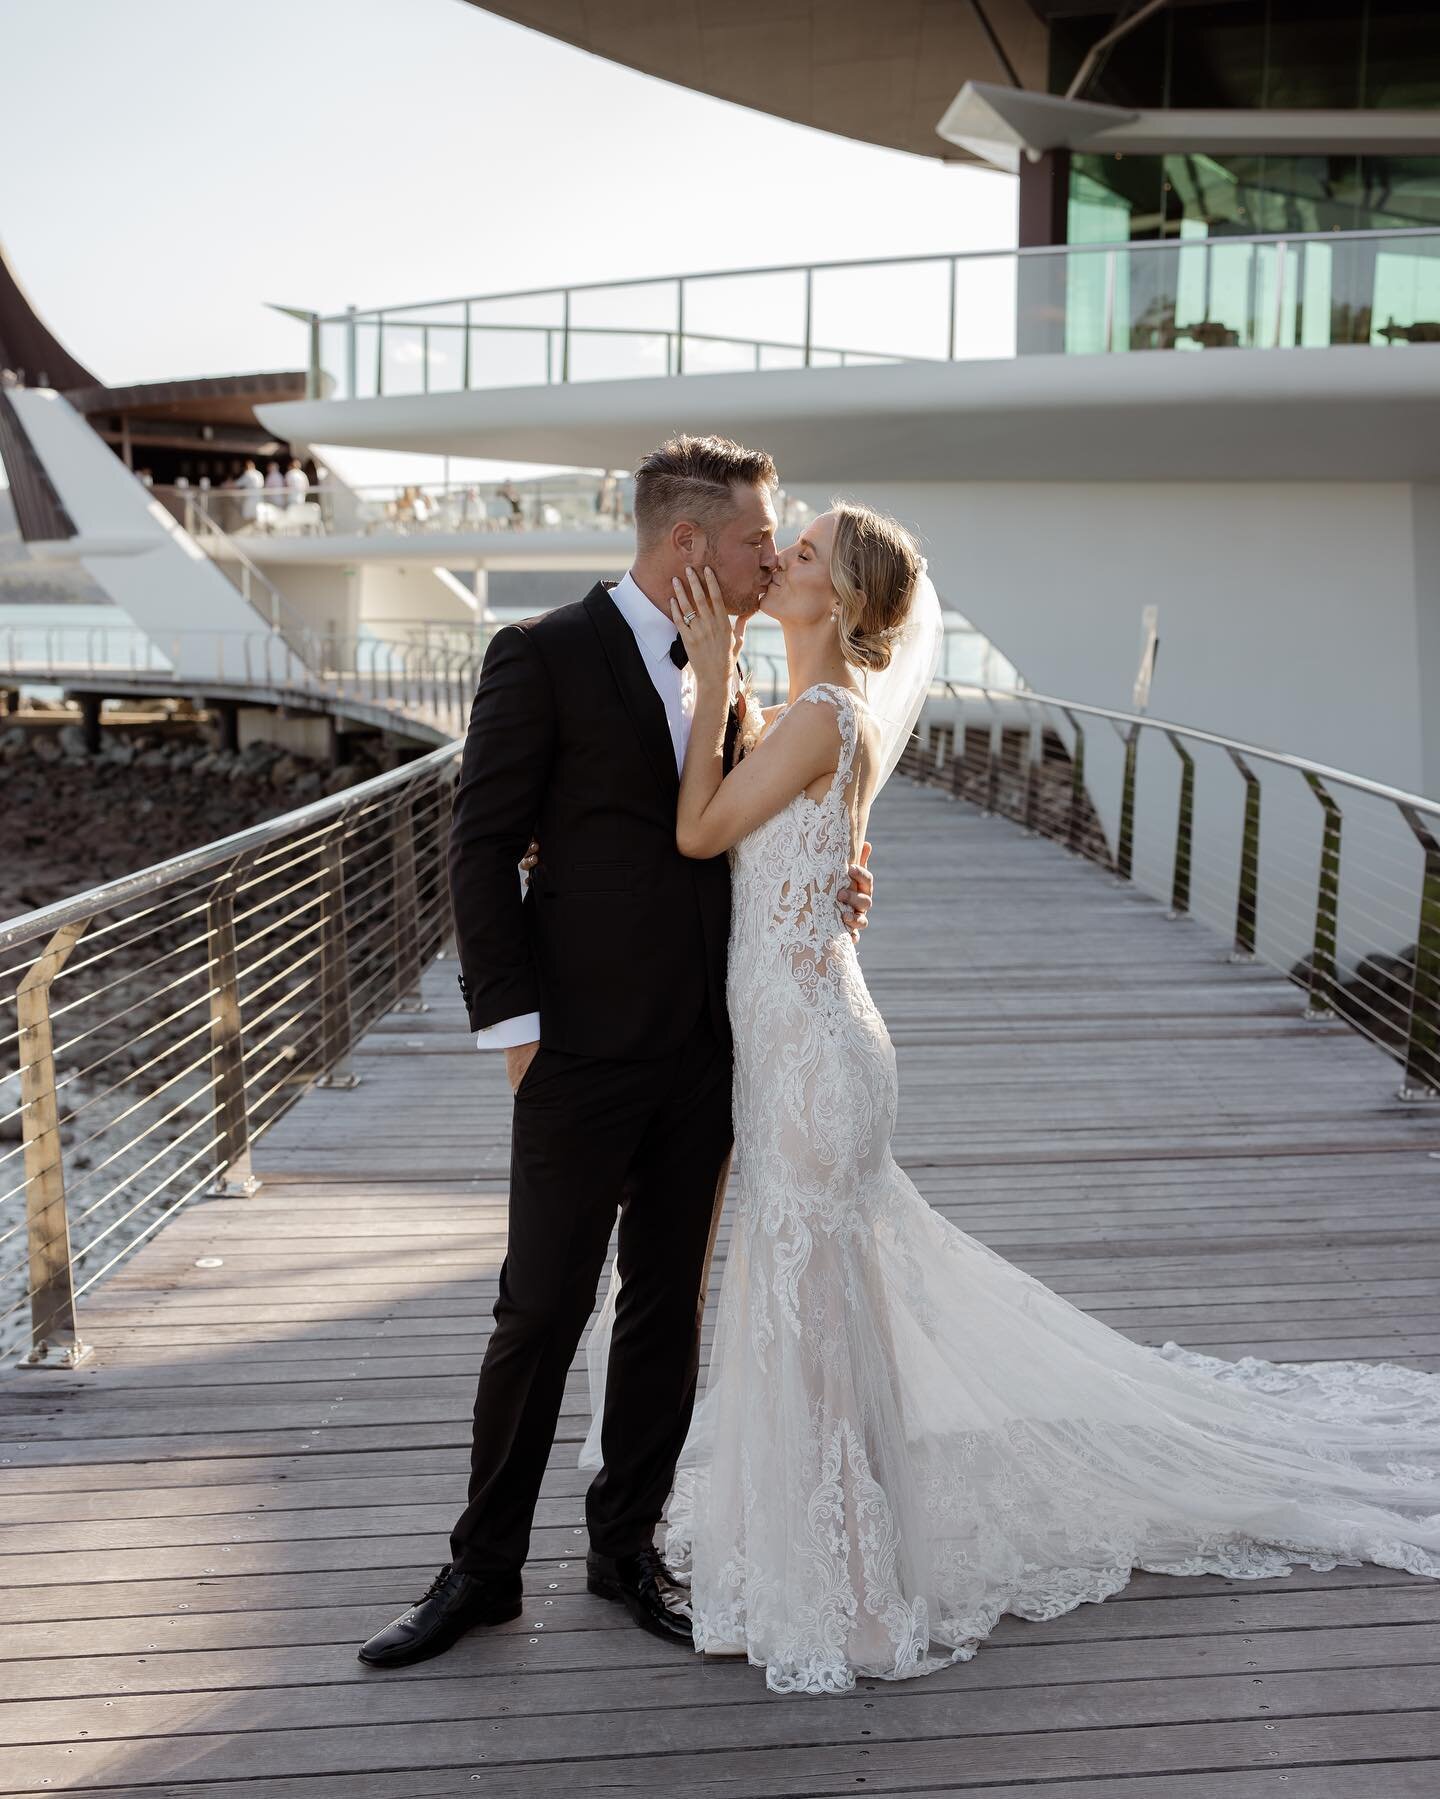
[422, 324, 430, 395]
[1227, 749, 1261, 960]
[207, 863, 261, 1195]
[345, 304, 358, 398]
[1060, 708, 1087, 853]
[560, 290, 571, 383]
[18, 918, 92, 1369]
[1111, 718, 1140, 881]
[947, 696, 966, 801]
[980, 691, 1001, 815]
[462, 300, 471, 391]
[1165, 731, 1194, 917]
[1272, 239, 1289, 348]
[675, 278, 685, 376]
[391, 796, 428, 1014]
[1397, 804, 1440, 1101]
[313, 827, 361, 1089]
[376, 314, 385, 396]
[948, 257, 959, 360]
[1302, 773, 1342, 1020]
[1021, 701, 1043, 834]
[1103, 248, 1118, 353]
[803, 267, 814, 368]
[307, 311, 322, 400]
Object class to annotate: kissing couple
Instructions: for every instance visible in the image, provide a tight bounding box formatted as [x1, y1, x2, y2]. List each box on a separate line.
[361, 434, 1440, 1696]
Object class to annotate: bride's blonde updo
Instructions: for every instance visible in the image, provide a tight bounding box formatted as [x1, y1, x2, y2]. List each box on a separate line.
[827, 502, 923, 674]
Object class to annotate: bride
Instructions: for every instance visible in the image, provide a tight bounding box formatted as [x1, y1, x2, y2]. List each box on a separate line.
[584, 501, 1440, 1697]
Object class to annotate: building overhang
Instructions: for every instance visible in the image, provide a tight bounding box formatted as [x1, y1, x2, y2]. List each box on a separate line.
[258, 346, 1440, 486]
[939, 81, 1440, 172]
[465, 1, 1045, 165]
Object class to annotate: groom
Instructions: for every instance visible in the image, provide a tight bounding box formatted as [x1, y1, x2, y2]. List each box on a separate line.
[358, 435, 874, 1668]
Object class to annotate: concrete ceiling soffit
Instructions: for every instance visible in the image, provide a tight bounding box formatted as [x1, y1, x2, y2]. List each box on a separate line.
[468, 1, 1046, 162]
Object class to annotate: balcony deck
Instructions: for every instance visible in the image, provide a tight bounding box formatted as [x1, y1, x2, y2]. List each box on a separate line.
[3, 778, 1440, 1797]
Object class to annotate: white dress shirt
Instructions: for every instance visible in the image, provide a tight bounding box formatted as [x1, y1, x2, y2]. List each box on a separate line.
[475, 573, 695, 1050]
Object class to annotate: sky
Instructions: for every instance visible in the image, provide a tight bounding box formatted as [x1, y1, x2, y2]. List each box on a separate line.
[0, 0, 1017, 482]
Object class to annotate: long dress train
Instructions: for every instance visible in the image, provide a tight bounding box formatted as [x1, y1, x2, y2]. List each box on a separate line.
[585, 682, 1440, 1696]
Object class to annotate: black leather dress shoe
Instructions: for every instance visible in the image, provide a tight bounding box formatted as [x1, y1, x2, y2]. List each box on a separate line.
[586, 1546, 694, 1647]
[357, 1564, 522, 1669]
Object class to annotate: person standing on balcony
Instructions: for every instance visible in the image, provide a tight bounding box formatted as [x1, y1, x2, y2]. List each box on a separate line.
[234, 458, 263, 526]
[356, 435, 874, 1669]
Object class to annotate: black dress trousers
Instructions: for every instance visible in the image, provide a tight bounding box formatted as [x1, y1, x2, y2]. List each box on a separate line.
[449, 1011, 734, 1577]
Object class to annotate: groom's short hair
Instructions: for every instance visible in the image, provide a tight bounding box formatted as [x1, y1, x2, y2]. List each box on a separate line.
[632, 434, 777, 548]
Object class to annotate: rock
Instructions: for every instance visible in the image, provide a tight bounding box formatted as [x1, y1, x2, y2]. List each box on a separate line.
[324, 763, 362, 795]
[292, 771, 323, 799]
[136, 748, 170, 769]
[0, 725, 25, 751]
[105, 739, 135, 767]
[30, 736, 61, 764]
[58, 724, 90, 759]
[191, 752, 216, 775]
[268, 754, 300, 788]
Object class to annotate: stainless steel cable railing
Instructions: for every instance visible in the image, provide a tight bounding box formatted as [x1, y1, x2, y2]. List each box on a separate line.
[0, 743, 461, 1369]
[902, 685, 1440, 1104]
[0, 625, 483, 742]
[6, 672, 1436, 1371]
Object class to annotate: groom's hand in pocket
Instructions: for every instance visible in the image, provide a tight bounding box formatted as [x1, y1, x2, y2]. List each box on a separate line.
[505, 1041, 540, 1094]
[838, 841, 874, 945]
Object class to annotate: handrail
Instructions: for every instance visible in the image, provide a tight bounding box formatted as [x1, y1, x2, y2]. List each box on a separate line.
[910, 680, 1440, 1104]
[178, 492, 314, 653]
[941, 682, 1440, 820]
[1, 745, 463, 1367]
[0, 740, 462, 951]
[297, 224, 1440, 397]
[0, 625, 482, 744]
[6, 667, 1438, 1370]
[314, 225, 1440, 323]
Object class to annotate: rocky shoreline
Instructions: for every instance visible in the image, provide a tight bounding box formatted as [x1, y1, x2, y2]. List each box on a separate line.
[0, 718, 387, 920]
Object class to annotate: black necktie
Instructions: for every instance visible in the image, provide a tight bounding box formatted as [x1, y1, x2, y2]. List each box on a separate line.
[669, 633, 687, 669]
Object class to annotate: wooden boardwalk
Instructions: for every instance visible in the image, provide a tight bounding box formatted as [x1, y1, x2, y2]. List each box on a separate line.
[4, 779, 1440, 1797]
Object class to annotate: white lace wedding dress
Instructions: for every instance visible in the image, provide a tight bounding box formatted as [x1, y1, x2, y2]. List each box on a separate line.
[588, 681, 1440, 1696]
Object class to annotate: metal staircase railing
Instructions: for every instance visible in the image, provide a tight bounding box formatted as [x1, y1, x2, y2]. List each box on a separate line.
[176, 491, 316, 664]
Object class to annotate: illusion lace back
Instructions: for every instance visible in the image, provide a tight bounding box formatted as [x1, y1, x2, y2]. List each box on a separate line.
[586, 682, 1440, 1696]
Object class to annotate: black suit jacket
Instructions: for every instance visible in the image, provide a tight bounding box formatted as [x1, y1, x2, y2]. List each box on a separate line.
[447, 583, 734, 1060]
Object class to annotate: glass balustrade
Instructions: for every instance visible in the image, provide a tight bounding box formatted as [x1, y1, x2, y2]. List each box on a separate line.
[302, 228, 1440, 401]
[150, 475, 647, 539]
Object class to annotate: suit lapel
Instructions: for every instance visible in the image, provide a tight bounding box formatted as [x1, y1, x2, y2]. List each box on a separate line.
[583, 583, 680, 803]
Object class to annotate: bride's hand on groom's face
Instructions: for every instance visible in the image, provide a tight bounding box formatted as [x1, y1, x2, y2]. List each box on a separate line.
[671, 566, 738, 690]
[838, 841, 874, 945]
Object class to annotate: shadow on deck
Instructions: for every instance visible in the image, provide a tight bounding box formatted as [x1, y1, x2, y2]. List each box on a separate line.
[3, 780, 1440, 1796]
